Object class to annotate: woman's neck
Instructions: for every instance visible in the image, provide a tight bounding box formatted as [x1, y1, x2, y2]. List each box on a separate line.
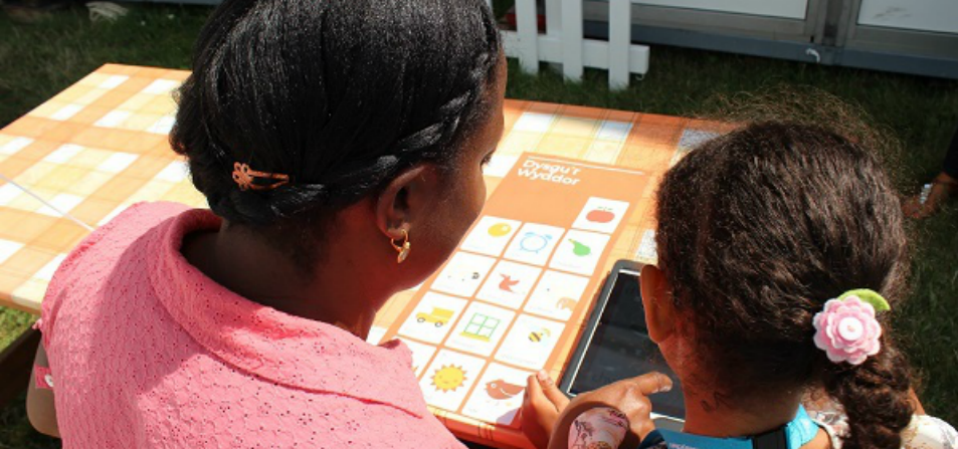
[181, 225, 385, 339]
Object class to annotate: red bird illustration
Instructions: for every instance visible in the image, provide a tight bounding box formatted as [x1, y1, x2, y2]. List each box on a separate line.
[485, 379, 525, 400]
[498, 274, 519, 292]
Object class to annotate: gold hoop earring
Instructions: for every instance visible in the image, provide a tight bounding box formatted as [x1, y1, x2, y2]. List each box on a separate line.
[390, 229, 411, 264]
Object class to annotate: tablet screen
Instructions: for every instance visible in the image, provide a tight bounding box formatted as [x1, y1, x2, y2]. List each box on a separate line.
[568, 270, 686, 419]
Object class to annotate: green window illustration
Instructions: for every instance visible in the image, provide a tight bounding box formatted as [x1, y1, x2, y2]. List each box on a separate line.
[461, 313, 500, 342]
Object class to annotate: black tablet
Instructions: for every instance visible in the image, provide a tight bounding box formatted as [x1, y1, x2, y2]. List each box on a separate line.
[559, 260, 686, 425]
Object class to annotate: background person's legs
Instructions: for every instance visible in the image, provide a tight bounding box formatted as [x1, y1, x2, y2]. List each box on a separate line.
[944, 128, 958, 180]
[904, 126, 958, 218]
[2, 0, 73, 23]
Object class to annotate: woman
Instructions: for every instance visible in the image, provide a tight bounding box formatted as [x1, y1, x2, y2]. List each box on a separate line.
[27, 0, 505, 446]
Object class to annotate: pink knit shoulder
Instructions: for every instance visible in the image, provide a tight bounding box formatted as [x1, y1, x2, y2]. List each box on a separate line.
[40, 202, 464, 448]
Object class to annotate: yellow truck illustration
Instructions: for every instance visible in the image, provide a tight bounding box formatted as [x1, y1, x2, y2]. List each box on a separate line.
[416, 307, 455, 327]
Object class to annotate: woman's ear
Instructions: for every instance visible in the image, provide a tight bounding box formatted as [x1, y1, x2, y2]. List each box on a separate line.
[375, 163, 443, 240]
[640, 264, 677, 343]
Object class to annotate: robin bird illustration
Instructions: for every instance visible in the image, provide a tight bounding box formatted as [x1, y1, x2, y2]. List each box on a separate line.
[498, 274, 519, 292]
[484, 379, 525, 400]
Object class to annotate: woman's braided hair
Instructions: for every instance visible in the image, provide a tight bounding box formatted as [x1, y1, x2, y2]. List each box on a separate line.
[656, 122, 913, 449]
[171, 0, 501, 226]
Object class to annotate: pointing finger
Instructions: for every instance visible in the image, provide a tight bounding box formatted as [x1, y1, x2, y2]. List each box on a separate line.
[536, 370, 571, 410]
[627, 372, 673, 396]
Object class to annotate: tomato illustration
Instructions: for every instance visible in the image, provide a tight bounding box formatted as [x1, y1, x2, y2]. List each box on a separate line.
[586, 208, 615, 223]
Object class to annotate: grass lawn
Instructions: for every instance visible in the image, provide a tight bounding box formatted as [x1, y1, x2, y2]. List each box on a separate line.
[1, 3, 956, 447]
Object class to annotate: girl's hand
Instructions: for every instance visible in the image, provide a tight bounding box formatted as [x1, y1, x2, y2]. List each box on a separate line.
[521, 371, 571, 449]
[547, 372, 673, 449]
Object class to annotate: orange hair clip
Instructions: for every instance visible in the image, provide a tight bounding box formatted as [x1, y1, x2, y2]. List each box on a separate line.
[232, 162, 290, 191]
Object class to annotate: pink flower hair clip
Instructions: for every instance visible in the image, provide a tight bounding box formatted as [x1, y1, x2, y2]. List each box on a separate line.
[812, 289, 890, 365]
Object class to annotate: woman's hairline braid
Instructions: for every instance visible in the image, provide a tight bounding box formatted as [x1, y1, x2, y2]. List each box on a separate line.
[186, 2, 503, 226]
[237, 40, 500, 222]
[327, 5, 501, 186]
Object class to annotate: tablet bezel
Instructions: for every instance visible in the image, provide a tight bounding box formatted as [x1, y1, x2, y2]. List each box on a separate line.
[558, 259, 686, 427]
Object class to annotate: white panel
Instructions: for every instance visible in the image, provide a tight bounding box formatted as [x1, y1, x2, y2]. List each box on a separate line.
[517, 0, 540, 73]
[544, 0, 564, 73]
[561, 0, 585, 80]
[609, 0, 632, 89]
[632, 0, 808, 20]
[503, 32, 651, 75]
[858, 0, 958, 34]
[546, 0, 562, 36]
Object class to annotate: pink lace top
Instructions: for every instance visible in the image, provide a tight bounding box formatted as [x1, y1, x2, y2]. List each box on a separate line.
[39, 202, 465, 448]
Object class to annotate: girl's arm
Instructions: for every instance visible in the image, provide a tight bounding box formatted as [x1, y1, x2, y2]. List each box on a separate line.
[26, 343, 59, 437]
[521, 372, 671, 449]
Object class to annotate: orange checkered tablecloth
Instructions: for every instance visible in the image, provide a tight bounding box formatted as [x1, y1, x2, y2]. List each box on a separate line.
[0, 63, 733, 315]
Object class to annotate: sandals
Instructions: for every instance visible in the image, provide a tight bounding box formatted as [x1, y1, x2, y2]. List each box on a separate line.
[903, 173, 958, 219]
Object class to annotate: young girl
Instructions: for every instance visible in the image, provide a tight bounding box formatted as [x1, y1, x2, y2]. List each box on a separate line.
[27, 0, 505, 446]
[523, 122, 957, 449]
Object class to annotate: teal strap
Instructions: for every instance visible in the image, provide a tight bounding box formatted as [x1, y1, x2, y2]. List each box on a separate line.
[654, 406, 819, 449]
[656, 428, 752, 449]
[785, 406, 820, 449]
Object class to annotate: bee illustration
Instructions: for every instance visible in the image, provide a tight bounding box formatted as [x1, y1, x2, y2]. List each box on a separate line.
[528, 328, 552, 343]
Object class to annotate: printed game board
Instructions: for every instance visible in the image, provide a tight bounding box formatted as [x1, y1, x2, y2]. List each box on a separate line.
[379, 152, 650, 448]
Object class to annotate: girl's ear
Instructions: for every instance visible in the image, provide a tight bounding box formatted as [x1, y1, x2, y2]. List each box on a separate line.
[640, 264, 677, 343]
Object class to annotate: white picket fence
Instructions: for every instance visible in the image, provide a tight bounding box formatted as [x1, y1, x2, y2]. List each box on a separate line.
[492, 0, 650, 89]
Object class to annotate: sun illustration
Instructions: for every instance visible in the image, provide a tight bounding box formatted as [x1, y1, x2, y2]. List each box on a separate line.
[431, 364, 467, 393]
